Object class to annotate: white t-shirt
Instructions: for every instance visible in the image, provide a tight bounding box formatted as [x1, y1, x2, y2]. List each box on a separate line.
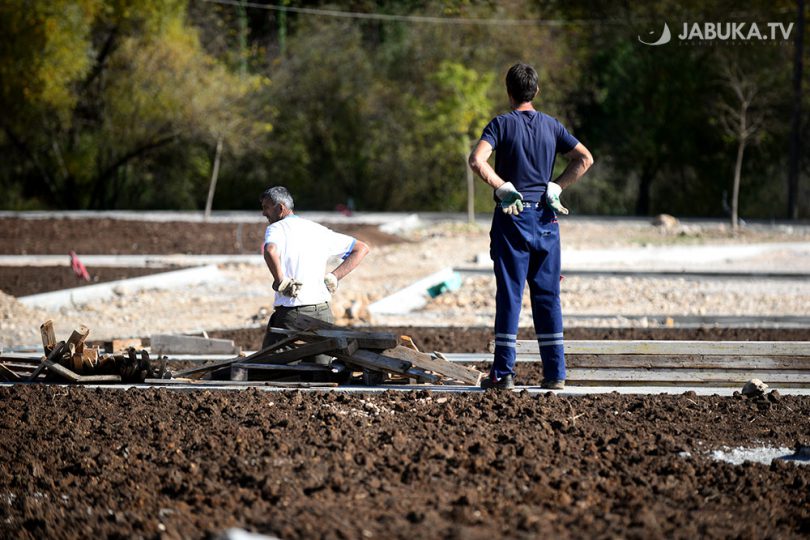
[263, 215, 356, 307]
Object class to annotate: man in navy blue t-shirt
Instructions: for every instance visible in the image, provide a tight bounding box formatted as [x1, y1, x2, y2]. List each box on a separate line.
[469, 63, 594, 390]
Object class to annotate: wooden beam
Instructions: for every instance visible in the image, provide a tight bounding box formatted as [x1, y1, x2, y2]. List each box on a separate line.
[172, 331, 305, 379]
[277, 315, 399, 349]
[565, 368, 810, 385]
[333, 349, 439, 383]
[382, 346, 482, 385]
[503, 340, 810, 356]
[290, 328, 398, 350]
[488, 354, 810, 370]
[230, 362, 333, 381]
[27, 341, 66, 381]
[0, 364, 21, 381]
[150, 334, 240, 355]
[40, 320, 56, 355]
[143, 378, 339, 388]
[66, 325, 90, 352]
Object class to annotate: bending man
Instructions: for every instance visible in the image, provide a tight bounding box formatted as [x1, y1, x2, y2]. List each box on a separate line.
[260, 186, 369, 362]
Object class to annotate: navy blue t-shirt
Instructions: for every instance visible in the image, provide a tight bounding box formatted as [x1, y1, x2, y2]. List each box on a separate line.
[480, 110, 579, 202]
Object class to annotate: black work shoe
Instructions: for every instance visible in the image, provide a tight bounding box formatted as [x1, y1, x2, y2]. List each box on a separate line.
[480, 374, 515, 390]
[541, 379, 565, 390]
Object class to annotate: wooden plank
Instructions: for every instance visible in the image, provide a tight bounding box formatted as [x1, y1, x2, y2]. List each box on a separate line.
[27, 341, 66, 382]
[151, 334, 240, 355]
[215, 338, 348, 381]
[75, 374, 122, 383]
[565, 368, 810, 384]
[44, 361, 81, 383]
[282, 314, 398, 348]
[40, 320, 56, 355]
[231, 362, 333, 382]
[0, 363, 37, 372]
[172, 332, 304, 379]
[333, 349, 440, 384]
[505, 340, 810, 356]
[66, 325, 90, 352]
[381, 346, 482, 385]
[143, 378, 339, 388]
[477, 354, 810, 370]
[0, 364, 21, 381]
[295, 329, 398, 350]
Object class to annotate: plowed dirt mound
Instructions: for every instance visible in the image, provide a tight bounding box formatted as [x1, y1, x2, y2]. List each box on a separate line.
[0, 386, 807, 539]
[0, 218, 402, 255]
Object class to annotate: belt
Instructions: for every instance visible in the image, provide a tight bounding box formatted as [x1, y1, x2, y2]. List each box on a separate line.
[275, 302, 330, 311]
[497, 202, 544, 208]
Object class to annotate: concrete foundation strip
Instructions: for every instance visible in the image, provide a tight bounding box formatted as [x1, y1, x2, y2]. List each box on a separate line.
[17, 264, 227, 310]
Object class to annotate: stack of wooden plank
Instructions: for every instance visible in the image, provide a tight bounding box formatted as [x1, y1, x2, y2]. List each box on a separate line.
[0, 320, 154, 384]
[488, 339, 810, 387]
[173, 315, 482, 386]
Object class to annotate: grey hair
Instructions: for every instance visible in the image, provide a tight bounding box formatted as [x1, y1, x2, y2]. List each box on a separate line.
[260, 186, 294, 210]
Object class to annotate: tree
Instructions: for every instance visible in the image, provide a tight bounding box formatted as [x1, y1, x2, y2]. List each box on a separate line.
[0, 0, 264, 209]
[715, 58, 767, 230]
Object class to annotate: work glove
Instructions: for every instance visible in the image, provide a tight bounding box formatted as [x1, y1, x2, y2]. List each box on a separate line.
[275, 277, 303, 298]
[324, 272, 338, 294]
[545, 182, 569, 215]
[495, 182, 524, 215]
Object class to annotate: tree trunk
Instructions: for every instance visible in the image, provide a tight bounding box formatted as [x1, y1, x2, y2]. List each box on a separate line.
[635, 167, 654, 215]
[787, 0, 805, 219]
[732, 139, 745, 230]
[205, 136, 224, 220]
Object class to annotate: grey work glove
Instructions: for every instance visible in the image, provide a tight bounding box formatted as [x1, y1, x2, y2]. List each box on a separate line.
[495, 182, 524, 215]
[545, 182, 569, 215]
[275, 277, 303, 298]
[324, 272, 338, 294]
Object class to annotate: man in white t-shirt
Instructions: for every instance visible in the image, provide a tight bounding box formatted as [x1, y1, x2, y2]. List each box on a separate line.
[259, 186, 370, 358]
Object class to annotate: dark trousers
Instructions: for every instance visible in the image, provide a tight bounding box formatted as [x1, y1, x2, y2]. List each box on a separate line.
[490, 204, 566, 381]
[262, 303, 335, 365]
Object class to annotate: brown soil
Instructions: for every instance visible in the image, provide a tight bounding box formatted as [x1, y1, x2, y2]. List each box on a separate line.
[0, 266, 178, 297]
[0, 218, 403, 255]
[0, 385, 807, 539]
[211, 326, 810, 354]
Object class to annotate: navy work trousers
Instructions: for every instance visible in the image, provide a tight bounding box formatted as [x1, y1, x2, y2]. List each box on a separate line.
[490, 204, 565, 381]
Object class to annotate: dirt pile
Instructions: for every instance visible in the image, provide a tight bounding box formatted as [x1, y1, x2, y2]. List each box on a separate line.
[0, 218, 403, 255]
[0, 386, 807, 539]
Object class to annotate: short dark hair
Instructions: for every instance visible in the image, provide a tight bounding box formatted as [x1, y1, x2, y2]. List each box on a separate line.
[506, 63, 538, 104]
[260, 186, 294, 210]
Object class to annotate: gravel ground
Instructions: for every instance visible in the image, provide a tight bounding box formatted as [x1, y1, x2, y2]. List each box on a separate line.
[2, 217, 809, 348]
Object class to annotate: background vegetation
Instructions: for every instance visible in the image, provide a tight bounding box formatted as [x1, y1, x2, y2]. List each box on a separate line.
[0, 0, 807, 218]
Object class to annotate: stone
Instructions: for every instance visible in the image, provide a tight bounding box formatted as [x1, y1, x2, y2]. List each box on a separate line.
[741, 378, 768, 397]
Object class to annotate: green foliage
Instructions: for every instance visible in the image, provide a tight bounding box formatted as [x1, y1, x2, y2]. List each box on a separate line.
[0, 0, 806, 217]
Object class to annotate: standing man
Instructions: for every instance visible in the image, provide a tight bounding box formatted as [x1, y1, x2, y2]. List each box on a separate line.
[260, 186, 369, 361]
[469, 63, 593, 390]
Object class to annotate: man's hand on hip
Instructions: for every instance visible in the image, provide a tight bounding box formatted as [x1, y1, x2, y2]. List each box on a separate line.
[275, 277, 303, 298]
[545, 182, 569, 215]
[495, 182, 524, 215]
[324, 273, 338, 294]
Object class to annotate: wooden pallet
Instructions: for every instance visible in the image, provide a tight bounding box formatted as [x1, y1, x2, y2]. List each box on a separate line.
[174, 315, 482, 386]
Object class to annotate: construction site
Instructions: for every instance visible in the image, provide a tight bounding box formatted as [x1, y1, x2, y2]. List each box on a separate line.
[1, 212, 809, 539]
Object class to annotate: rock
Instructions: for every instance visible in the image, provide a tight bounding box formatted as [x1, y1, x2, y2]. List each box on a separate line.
[741, 378, 768, 397]
[767, 389, 781, 403]
[652, 213, 679, 229]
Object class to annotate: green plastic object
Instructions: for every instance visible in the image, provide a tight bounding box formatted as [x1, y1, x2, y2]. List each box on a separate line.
[427, 272, 463, 298]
